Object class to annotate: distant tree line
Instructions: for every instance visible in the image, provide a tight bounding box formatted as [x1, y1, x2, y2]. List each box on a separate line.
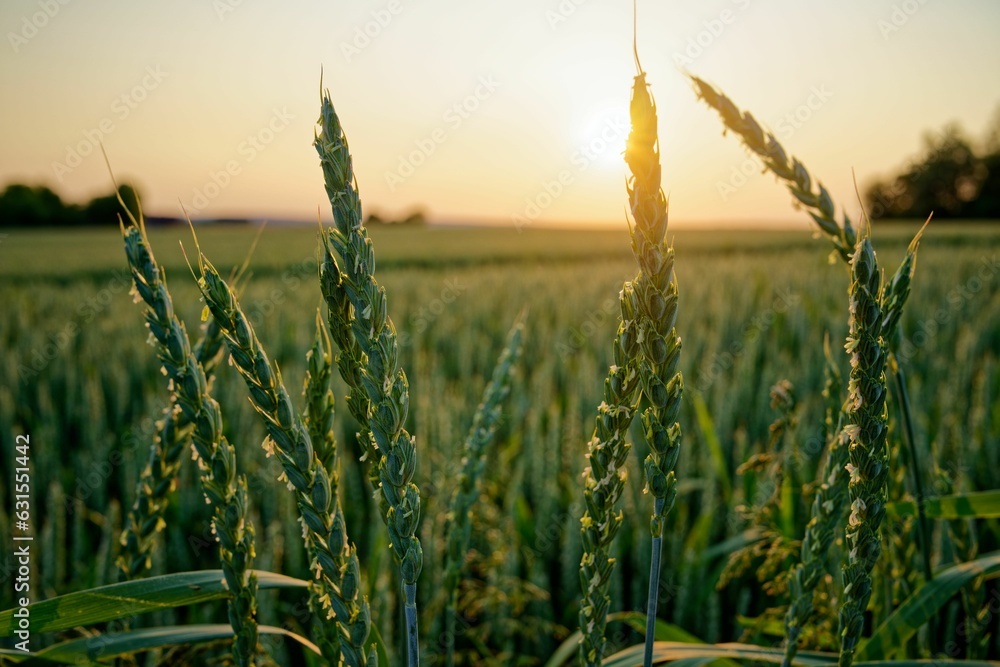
[865, 111, 1000, 220]
[0, 182, 430, 228]
[363, 209, 427, 226]
[0, 183, 141, 227]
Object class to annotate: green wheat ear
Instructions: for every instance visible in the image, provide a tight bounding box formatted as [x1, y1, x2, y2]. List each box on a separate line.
[578, 62, 683, 667]
[689, 73, 931, 342]
[625, 67, 684, 667]
[108, 149, 226, 583]
[442, 315, 525, 667]
[193, 247, 375, 667]
[838, 230, 890, 667]
[315, 86, 423, 667]
[577, 281, 642, 667]
[689, 74, 856, 263]
[118, 315, 225, 580]
[782, 334, 848, 667]
[302, 310, 360, 654]
[120, 218, 258, 666]
[691, 75, 935, 655]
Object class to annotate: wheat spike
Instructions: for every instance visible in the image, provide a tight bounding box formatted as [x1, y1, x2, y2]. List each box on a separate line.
[315, 87, 423, 667]
[195, 250, 375, 667]
[837, 232, 890, 667]
[121, 220, 258, 666]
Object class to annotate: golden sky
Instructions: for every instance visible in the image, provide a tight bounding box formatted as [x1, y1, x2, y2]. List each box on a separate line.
[2, 1, 999, 228]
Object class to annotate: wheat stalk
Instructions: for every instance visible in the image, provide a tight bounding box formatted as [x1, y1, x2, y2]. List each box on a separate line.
[626, 66, 685, 667]
[299, 310, 352, 661]
[120, 220, 258, 666]
[838, 232, 890, 667]
[314, 87, 423, 667]
[691, 74, 936, 652]
[577, 284, 642, 667]
[442, 317, 524, 667]
[303, 310, 339, 482]
[782, 335, 848, 667]
[577, 63, 683, 667]
[319, 238, 382, 498]
[689, 74, 857, 263]
[118, 317, 225, 580]
[193, 250, 375, 667]
[689, 73, 930, 343]
[881, 224, 927, 346]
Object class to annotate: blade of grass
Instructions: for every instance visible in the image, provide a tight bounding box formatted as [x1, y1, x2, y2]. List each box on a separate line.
[691, 393, 731, 504]
[0, 571, 307, 637]
[0, 649, 76, 666]
[546, 612, 705, 667]
[856, 550, 1000, 661]
[34, 624, 321, 662]
[606, 642, 838, 667]
[890, 362, 934, 587]
[887, 490, 1000, 520]
[606, 642, 1000, 667]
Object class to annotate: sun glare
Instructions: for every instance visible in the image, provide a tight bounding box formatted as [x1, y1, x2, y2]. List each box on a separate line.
[573, 108, 629, 174]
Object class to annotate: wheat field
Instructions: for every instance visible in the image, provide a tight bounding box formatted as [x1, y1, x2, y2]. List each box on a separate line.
[1, 217, 998, 664]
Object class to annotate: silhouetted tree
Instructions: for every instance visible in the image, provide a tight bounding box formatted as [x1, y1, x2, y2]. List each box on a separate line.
[401, 209, 427, 225]
[0, 184, 80, 226]
[983, 104, 1000, 154]
[967, 151, 1000, 218]
[362, 208, 427, 225]
[0, 182, 141, 227]
[83, 183, 142, 226]
[970, 105, 1000, 218]
[866, 121, 999, 220]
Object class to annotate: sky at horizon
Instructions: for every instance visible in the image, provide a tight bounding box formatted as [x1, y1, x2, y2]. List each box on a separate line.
[2, 1, 999, 229]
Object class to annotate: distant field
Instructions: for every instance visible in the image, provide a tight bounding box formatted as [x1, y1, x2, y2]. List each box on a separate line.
[0, 221, 985, 279]
[1, 222, 998, 661]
